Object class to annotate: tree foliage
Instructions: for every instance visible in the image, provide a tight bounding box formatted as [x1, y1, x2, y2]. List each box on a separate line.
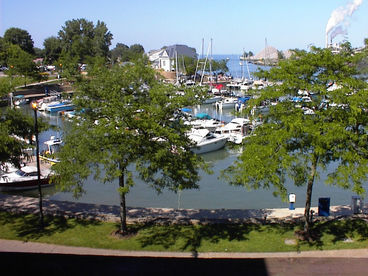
[6, 44, 39, 86]
[52, 61, 207, 234]
[3, 27, 34, 55]
[223, 46, 368, 234]
[58, 18, 113, 63]
[110, 43, 145, 64]
[0, 108, 47, 168]
[43, 36, 62, 64]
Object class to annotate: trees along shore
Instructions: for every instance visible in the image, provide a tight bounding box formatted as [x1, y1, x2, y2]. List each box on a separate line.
[222, 45, 368, 236]
[51, 61, 208, 235]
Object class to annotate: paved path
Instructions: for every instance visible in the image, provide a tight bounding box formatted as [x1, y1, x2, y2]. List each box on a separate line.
[1, 194, 368, 274]
[0, 193, 363, 224]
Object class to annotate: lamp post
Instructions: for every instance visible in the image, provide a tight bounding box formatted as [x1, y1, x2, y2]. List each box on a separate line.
[31, 101, 44, 228]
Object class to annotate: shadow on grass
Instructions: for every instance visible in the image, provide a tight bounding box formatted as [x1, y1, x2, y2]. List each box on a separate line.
[136, 221, 297, 253]
[0, 211, 102, 241]
[302, 217, 368, 248]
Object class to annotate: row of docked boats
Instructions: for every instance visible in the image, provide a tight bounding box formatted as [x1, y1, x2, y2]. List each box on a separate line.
[35, 95, 75, 113]
[185, 112, 257, 154]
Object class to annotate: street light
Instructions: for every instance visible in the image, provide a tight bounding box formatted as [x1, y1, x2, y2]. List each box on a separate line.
[31, 101, 44, 228]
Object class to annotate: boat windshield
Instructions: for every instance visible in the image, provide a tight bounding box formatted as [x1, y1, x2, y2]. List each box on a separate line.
[15, 170, 27, 177]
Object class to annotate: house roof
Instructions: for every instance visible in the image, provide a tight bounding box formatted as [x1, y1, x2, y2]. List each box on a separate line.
[164, 45, 197, 59]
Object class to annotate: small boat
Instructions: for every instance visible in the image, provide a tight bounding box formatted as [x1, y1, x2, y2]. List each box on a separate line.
[202, 95, 222, 104]
[45, 101, 75, 113]
[187, 128, 227, 154]
[13, 95, 29, 106]
[185, 113, 223, 131]
[214, 118, 252, 144]
[215, 97, 239, 110]
[0, 166, 52, 191]
[39, 136, 62, 164]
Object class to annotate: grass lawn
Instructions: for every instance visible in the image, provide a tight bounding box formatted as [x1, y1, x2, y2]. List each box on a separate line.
[1, 211, 368, 253]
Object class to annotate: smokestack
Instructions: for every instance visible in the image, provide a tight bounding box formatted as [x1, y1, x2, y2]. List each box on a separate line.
[325, 0, 363, 47]
[326, 34, 329, 48]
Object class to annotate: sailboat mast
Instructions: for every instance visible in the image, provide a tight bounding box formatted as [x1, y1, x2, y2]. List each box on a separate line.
[194, 38, 204, 83]
[209, 38, 213, 85]
[175, 50, 179, 84]
[200, 41, 211, 86]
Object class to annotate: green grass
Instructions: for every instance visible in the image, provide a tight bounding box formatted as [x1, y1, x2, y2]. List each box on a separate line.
[1, 211, 368, 253]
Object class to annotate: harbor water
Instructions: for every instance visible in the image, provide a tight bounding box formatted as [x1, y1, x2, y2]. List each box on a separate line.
[7, 103, 365, 210]
[2, 55, 366, 209]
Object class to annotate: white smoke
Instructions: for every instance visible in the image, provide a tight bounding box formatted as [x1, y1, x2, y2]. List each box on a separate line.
[330, 25, 348, 41]
[326, 0, 363, 44]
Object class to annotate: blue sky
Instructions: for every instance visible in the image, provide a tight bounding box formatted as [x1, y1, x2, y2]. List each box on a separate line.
[1, 0, 367, 54]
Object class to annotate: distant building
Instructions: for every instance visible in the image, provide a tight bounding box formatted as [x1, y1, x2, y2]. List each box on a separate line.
[147, 44, 197, 72]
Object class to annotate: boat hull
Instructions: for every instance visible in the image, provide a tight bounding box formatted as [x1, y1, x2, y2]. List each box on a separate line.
[191, 137, 227, 154]
[0, 178, 51, 191]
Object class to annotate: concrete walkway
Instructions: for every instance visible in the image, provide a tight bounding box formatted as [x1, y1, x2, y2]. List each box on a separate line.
[1, 193, 368, 261]
[0, 193, 363, 224]
[1, 238, 368, 259]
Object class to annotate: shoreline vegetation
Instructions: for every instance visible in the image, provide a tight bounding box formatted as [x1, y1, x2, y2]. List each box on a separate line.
[1, 194, 368, 253]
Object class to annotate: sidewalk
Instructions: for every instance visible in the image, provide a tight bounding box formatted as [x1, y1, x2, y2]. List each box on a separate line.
[1, 193, 368, 275]
[1, 238, 368, 258]
[0, 193, 363, 224]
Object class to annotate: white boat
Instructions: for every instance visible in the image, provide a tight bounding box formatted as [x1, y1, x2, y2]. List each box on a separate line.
[202, 95, 222, 104]
[45, 101, 75, 113]
[214, 118, 252, 144]
[0, 166, 52, 191]
[215, 97, 239, 110]
[39, 136, 62, 164]
[0, 162, 19, 174]
[186, 118, 223, 131]
[187, 129, 227, 154]
[38, 96, 60, 111]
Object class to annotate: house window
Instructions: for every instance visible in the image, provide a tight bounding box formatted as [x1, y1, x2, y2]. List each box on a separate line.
[162, 61, 166, 66]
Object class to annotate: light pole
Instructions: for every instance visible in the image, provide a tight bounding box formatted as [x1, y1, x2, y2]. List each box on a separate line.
[31, 101, 44, 228]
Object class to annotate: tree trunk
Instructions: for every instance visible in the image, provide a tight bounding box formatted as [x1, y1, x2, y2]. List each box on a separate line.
[304, 155, 318, 233]
[118, 166, 128, 235]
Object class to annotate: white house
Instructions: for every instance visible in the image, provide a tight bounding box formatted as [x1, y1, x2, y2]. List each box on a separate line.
[147, 49, 172, 71]
[147, 44, 197, 72]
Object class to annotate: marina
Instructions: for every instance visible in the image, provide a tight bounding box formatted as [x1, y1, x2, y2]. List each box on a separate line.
[1, 55, 366, 211]
[3, 98, 365, 211]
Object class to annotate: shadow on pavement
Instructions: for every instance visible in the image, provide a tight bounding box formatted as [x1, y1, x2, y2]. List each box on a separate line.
[0, 252, 269, 275]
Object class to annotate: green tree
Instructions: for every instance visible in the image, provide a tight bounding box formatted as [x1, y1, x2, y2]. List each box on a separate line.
[223, 46, 368, 236]
[43, 36, 62, 64]
[110, 43, 129, 64]
[110, 43, 145, 64]
[57, 51, 80, 81]
[211, 59, 229, 73]
[93, 20, 113, 58]
[52, 61, 207, 235]
[6, 44, 39, 87]
[4, 27, 34, 55]
[0, 37, 9, 66]
[183, 56, 197, 76]
[0, 107, 48, 168]
[58, 18, 112, 63]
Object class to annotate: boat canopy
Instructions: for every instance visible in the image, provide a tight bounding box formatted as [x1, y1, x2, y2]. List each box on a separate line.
[181, 108, 192, 113]
[238, 97, 251, 104]
[195, 113, 211, 119]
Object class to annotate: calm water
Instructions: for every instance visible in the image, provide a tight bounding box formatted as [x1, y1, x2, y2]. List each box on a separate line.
[2, 56, 365, 209]
[8, 103, 364, 210]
